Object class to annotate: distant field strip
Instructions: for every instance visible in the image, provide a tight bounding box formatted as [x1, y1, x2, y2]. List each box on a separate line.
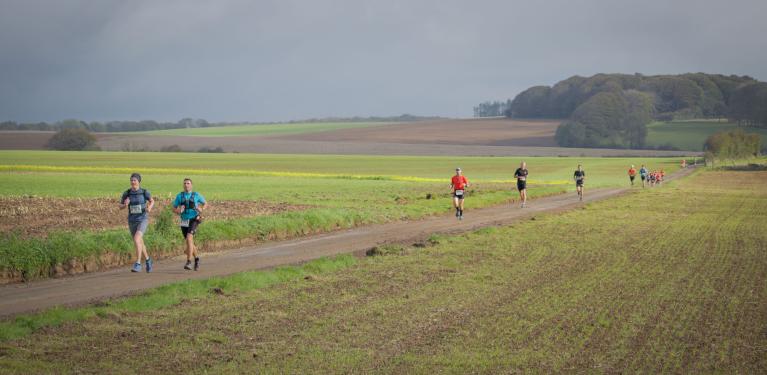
[646, 120, 767, 151]
[129, 122, 393, 137]
[0, 164, 571, 185]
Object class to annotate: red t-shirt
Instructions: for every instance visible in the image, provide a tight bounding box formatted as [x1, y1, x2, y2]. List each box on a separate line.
[451, 175, 468, 190]
[628, 168, 637, 176]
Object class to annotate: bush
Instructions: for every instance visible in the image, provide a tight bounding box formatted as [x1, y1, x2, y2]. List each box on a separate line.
[46, 128, 100, 151]
[704, 129, 762, 163]
[198, 146, 224, 153]
[160, 144, 183, 152]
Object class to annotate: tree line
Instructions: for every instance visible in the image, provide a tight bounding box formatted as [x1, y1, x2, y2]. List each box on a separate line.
[0, 114, 442, 133]
[489, 73, 767, 149]
[0, 118, 212, 132]
[473, 101, 512, 117]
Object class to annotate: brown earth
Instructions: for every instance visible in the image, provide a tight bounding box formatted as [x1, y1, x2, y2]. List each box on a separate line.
[271, 118, 562, 146]
[0, 165, 699, 317]
[0, 196, 308, 238]
[0, 131, 54, 149]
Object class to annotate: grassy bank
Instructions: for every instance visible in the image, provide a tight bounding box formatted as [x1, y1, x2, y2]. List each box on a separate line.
[1, 168, 765, 373]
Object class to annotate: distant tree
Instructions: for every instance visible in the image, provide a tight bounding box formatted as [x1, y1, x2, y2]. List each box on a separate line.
[474, 101, 511, 117]
[704, 129, 761, 163]
[46, 128, 100, 151]
[197, 146, 224, 153]
[728, 82, 767, 127]
[509, 86, 551, 118]
[57, 119, 88, 130]
[555, 90, 652, 149]
[160, 144, 183, 152]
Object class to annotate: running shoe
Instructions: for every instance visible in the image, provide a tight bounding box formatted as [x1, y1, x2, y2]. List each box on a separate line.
[194, 257, 200, 271]
[131, 262, 141, 272]
[184, 260, 193, 270]
[145, 258, 153, 273]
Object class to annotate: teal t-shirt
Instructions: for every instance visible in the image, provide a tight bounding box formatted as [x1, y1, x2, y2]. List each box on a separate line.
[173, 191, 206, 220]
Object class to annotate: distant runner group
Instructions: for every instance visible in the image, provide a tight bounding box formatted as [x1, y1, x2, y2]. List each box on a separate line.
[123, 158, 686, 273]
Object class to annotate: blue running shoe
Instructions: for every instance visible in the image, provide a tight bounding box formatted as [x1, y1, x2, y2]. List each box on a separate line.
[131, 262, 141, 272]
[146, 258, 153, 273]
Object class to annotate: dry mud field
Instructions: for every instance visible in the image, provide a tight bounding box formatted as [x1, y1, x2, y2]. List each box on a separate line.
[0, 196, 308, 238]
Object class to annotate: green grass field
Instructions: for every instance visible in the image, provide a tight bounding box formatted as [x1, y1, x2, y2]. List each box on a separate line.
[1, 168, 764, 373]
[128, 122, 391, 137]
[646, 120, 767, 151]
[0, 151, 683, 281]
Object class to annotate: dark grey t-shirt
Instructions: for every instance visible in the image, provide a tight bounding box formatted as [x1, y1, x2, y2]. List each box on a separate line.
[121, 188, 151, 222]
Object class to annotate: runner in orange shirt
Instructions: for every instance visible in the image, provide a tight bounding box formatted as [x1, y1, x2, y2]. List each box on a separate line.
[628, 165, 637, 186]
[451, 167, 469, 220]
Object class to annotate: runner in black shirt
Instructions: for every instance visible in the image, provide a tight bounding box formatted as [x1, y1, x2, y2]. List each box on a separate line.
[573, 164, 585, 201]
[514, 161, 528, 208]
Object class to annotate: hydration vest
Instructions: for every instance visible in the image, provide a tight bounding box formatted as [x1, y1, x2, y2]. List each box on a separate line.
[124, 188, 150, 214]
[182, 191, 200, 213]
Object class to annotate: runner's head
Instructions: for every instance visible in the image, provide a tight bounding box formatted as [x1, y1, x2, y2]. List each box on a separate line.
[631, 165, 634, 169]
[183, 178, 193, 192]
[577, 164, 582, 171]
[130, 173, 141, 189]
[521, 161, 526, 169]
[455, 167, 462, 175]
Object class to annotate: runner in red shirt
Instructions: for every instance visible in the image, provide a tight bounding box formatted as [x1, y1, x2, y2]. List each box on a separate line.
[451, 168, 469, 220]
[628, 165, 637, 186]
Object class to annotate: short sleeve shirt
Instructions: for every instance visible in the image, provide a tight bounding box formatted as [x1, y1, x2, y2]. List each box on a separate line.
[514, 168, 528, 181]
[451, 175, 468, 190]
[173, 191, 207, 220]
[574, 170, 585, 180]
[121, 188, 151, 222]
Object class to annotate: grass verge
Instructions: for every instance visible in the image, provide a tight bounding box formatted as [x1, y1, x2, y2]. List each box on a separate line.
[0, 255, 356, 342]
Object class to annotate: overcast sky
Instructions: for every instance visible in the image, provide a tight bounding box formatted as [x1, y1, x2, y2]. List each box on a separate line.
[1, 0, 765, 123]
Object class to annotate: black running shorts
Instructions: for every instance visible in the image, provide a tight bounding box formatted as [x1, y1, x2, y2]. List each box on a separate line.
[517, 180, 526, 191]
[180, 219, 200, 238]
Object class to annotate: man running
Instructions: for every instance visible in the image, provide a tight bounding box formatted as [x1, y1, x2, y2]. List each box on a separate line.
[639, 165, 648, 188]
[450, 168, 469, 220]
[173, 178, 207, 271]
[628, 165, 637, 186]
[119, 173, 154, 273]
[573, 164, 586, 201]
[514, 161, 528, 208]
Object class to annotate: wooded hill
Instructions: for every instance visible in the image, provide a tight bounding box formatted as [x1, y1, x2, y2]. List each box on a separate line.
[507, 73, 767, 149]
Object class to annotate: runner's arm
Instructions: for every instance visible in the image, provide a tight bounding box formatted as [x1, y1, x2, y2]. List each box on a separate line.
[146, 197, 155, 213]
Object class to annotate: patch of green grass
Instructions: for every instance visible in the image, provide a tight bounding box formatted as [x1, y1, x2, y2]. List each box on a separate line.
[0, 255, 356, 341]
[126, 122, 392, 137]
[0, 150, 683, 183]
[646, 120, 767, 151]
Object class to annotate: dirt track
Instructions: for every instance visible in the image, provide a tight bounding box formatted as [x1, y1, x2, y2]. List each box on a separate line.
[0, 166, 697, 317]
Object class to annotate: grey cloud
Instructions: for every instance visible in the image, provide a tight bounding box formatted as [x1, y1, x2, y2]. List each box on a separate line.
[0, 0, 765, 122]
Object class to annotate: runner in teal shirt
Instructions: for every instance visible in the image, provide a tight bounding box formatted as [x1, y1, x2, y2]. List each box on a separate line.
[172, 178, 207, 271]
